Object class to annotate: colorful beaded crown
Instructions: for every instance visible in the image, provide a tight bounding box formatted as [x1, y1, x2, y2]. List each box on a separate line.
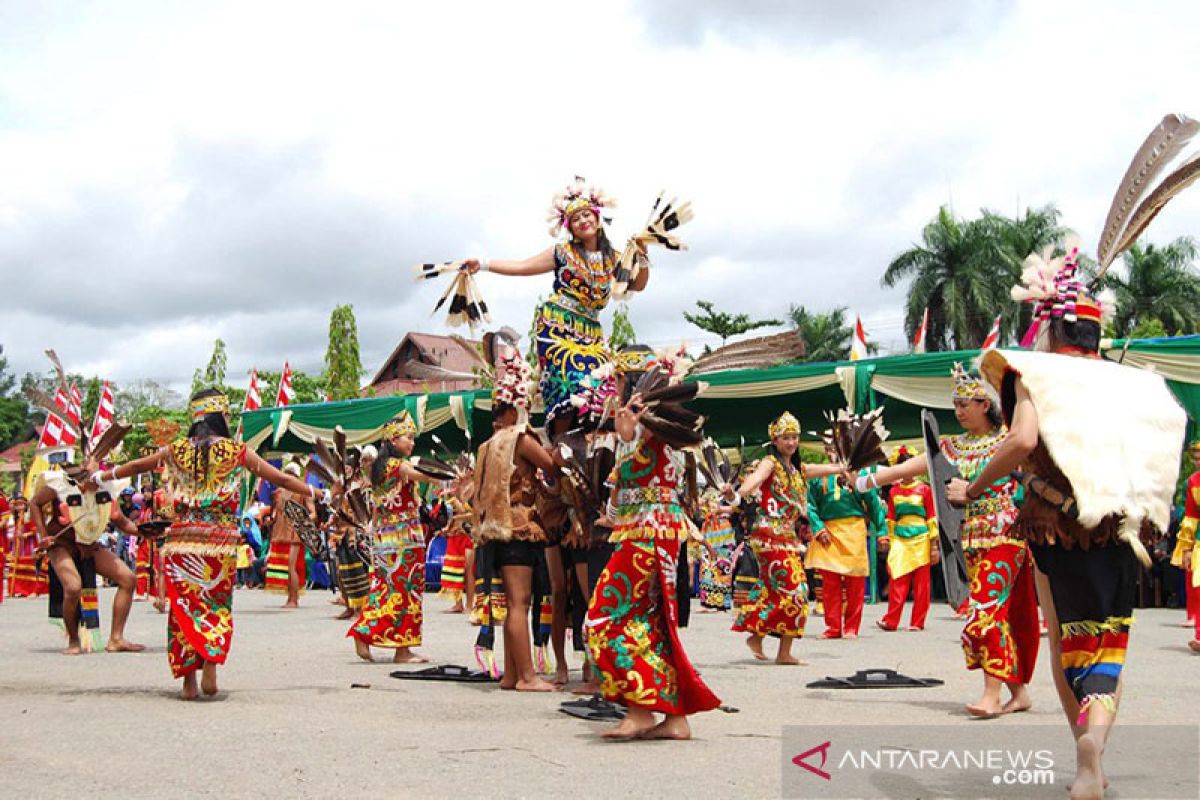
[768, 411, 801, 439]
[547, 176, 615, 238]
[382, 411, 418, 440]
[951, 362, 988, 400]
[190, 392, 231, 420]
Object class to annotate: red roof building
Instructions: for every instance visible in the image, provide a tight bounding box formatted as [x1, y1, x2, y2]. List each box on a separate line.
[366, 332, 483, 396]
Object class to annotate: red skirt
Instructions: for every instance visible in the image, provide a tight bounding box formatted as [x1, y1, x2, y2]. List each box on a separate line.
[962, 542, 1039, 683]
[264, 539, 305, 594]
[348, 526, 424, 648]
[439, 532, 471, 598]
[731, 534, 808, 638]
[162, 525, 238, 678]
[586, 538, 720, 715]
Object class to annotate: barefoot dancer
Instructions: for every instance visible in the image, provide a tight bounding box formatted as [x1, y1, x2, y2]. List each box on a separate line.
[953, 234, 1188, 797]
[584, 347, 720, 740]
[472, 342, 559, 691]
[99, 388, 328, 699]
[697, 490, 737, 612]
[438, 490, 474, 614]
[348, 411, 438, 665]
[264, 463, 313, 609]
[28, 465, 145, 655]
[865, 365, 1038, 718]
[877, 446, 939, 632]
[730, 412, 843, 664]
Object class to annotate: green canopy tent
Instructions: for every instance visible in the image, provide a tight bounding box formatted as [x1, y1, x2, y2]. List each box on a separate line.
[241, 335, 1200, 458]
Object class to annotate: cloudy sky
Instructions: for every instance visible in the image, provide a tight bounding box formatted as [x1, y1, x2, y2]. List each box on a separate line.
[3, 0, 1200, 396]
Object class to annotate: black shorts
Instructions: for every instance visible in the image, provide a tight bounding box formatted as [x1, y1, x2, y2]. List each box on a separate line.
[495, 539, 544, 568]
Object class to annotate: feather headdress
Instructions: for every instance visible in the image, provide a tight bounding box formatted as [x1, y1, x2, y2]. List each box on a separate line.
[547, 176, 615, 238]
[690, 330, 806, 374]
[1013, 113, 1200, 346]
[1011, 236, 1115, 348]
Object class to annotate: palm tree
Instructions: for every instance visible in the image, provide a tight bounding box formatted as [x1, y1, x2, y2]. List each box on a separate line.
[882, 205, 1065, 350]
[788, 305, 853, 362]
[1101, 237, 1200, 337]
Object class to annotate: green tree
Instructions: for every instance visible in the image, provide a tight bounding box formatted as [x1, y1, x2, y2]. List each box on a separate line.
[882, 205, 1065, 350]
[1101, 238, 1200, 337]
[81, 377, 103, 432]
[324, 305, 364, 400]
[683, 300, 782, 348]
[787, 305, 854, 362]
[609, 302, 637, 350]
[0, 346, 33, 450]
[192, 338, 228, 395]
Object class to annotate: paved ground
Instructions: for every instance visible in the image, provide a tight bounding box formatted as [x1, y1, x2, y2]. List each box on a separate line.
[0, 586, 1196, 799]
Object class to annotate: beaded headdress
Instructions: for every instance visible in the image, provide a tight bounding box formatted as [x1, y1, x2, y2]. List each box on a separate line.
[382, 411, 418, 440]
[768, 411, 801, 439]
[570, 363, 617, 422]
[613, 345, 658, 376]
[547, 176, 615, 238]
[190, 391, 231, 420]
[950, 362, 989, 400]
[1011, 237, 1112, 349]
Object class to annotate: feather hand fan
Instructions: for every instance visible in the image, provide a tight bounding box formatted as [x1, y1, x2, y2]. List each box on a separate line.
[824, 407, 890, 473]
[612, 193, 695, 300]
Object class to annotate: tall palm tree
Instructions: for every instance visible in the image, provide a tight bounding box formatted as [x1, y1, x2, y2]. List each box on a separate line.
[1101, 237, 1200, 337]
[882, 205, 1065, 350]
[788, 305, 854, 362]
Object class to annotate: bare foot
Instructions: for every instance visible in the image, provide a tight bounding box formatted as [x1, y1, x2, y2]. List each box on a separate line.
[1002, 687, 1032, 714]
[443, 604, 464, 614]
[821, 630, 842, 640]
[571, 679, 601, 696]
[181, 673, 199, 701]
[153, 598, 166, 613]
[638, 716, 692, 740]
[282, 601, 299, 609]
[62, 643, 83, 656]
[330, 596, 346, 606]
[1070, 732, 1104, 800]
[392, 649, 429, 664]
[965, 698, 1004, 719]
[876, 621, 896, 632]
[1188, 639, 1200, 654]
[554, 666, 570, 688]
[335, 608, 354, 620]
[602, 716, 657, 740]
[844, 631, 859, 639]
[907, 625, 924, 631]
[200, 663, 218, 696]
[105, 638, 146, 653]
[745, 635, 768, 661]
[775, 653, 808, 666]
[499, 676, 517, 690]
[354, 639, 374, 663]
[516, 677, 556, 692]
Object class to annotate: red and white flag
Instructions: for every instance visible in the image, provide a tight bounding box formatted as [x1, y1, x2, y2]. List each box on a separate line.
[38, 388, 74, 448]
[244, 369, 262, 413]
[274, 362, 295, 407]
[850, 315, 870, 361]
[981, 315, 1003, 350]
[912, 307, 929, 354]
[89, 381, 115, 442]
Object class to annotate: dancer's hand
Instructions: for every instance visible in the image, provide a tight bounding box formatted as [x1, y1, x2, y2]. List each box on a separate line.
[877, 536, 890, 552]
[931, 546, 941, 565]
[946, 478, 971, 506]
[815, 530, 832, 547]
[461, 259, 482, 275]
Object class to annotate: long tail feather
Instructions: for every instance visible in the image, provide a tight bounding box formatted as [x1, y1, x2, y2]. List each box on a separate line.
[1097, 114, 1200, 270]
[1103, 152, 1200, 277]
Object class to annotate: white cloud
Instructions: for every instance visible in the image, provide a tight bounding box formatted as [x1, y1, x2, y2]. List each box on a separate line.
[3, 0, 1200, 393]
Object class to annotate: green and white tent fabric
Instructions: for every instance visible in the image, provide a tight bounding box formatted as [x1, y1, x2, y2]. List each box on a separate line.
[241, 335, 1200, 456]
